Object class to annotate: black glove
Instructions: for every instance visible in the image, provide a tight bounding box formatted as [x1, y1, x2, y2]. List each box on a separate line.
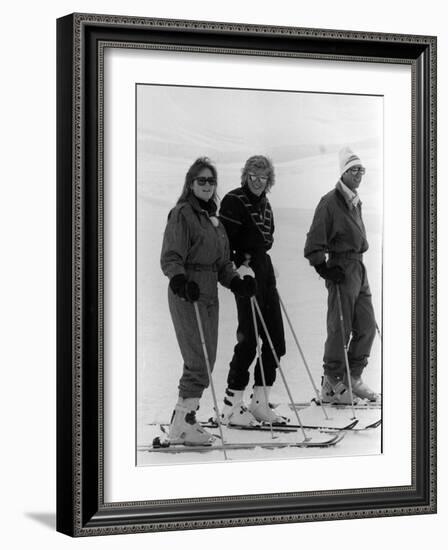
[169, 274, 200, 302]
[230, 276, 257, 298]
[232, 250, 251, 268]
[315, 262, 345, 284]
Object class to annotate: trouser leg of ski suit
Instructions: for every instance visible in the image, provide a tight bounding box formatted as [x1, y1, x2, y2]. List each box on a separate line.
[168, 290, 219, 399]
[226, 285, 286, 390]
[323, 260, 376, 378]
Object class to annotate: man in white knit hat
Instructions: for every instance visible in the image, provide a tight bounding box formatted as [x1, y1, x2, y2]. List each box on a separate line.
[304, 147, 380, 403]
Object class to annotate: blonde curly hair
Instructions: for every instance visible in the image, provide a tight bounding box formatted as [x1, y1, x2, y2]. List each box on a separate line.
[241, 155, 275, 192]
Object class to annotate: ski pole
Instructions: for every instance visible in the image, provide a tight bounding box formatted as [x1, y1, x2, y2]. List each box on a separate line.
[250, 297, 276, 439]
[277, 291, 330, 420]
[375, 321, 382, 341]
[193, 301, 228, 460]
[335, 284, 357, 419]
[252, 297, 310, 442]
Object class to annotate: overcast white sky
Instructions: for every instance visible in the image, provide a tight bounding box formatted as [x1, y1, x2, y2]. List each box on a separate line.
[137, 84, 383, 211]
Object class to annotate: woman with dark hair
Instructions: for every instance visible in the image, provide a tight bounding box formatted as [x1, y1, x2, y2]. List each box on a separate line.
[160, 157, 256, 446]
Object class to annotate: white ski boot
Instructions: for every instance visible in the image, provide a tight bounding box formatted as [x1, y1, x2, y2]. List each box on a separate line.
[168, 397, 214, 446]
[219, 388, 259, 427]
[249, 386, 289, 424]
[320, 374, 358, 405]
[349, 375, 381, 402]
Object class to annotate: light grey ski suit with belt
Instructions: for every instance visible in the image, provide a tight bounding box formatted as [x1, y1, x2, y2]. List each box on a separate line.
[304, 181, 376, 378]
[161, 195, 237, 398]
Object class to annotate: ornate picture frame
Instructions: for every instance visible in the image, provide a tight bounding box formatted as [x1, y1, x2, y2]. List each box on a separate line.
[56, 13, 436, 536]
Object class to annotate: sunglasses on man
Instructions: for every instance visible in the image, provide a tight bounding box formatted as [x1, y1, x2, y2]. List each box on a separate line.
[348, 167, 366, 175]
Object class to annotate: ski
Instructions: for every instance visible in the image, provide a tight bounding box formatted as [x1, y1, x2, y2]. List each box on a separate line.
[201, 419, 358, 432]
[141, 432, 345, 453]
[274, 419, 359, 431]
[286, 401, 382, 431]
[289, 399, 382, 411]
[147, 408, 379, 434]
[361, 419, 382, 430]
[145, 421, 297, 433]
[147, 419, 355, 433]
[201, 419, 298, 433]
[281, 418, 381, 431]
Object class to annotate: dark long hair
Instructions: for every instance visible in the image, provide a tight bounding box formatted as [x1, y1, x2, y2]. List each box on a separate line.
[177, 157, 219, 206]
[240, 155, 275, 192]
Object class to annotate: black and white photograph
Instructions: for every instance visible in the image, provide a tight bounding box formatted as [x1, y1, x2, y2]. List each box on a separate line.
[136, 84, 383, 465]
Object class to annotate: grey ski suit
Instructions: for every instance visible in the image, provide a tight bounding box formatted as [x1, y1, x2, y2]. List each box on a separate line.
[304, 182, 376, 378]
[161, 195, 237, 398]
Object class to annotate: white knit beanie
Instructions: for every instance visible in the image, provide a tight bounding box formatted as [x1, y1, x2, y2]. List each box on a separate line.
[339, 147, 363, 177]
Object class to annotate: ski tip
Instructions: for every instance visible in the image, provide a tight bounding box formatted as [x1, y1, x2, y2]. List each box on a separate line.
[365, 419, 382, 429]
[344, 419, 359, 430]
[326, 432, 345, 445]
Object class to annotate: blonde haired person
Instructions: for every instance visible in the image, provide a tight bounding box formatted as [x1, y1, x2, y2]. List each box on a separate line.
[218, 155, 287, 426]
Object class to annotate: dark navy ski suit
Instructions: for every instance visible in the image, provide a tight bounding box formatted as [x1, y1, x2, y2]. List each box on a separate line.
[219, 186, 286, 390]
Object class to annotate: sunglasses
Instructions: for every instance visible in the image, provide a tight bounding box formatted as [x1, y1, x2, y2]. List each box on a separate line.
[194, 176, 217, 186]
[248, 173, 269, 184]
[348, 167, 366, 175]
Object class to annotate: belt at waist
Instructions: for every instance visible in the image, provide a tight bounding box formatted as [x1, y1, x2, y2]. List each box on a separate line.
[329, 252, 363, 261]
[185, 262, 218, 272]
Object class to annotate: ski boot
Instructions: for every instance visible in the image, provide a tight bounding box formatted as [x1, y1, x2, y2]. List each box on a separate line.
[249, 386, 289, 424]
[320, 374, 358, 405]
[348, 375, 381, 402]
[219, 388, 259, 427]
[168, 397, 214, 446]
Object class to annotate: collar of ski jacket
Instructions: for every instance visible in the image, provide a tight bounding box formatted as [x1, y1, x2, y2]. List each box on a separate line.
[225, 186, 273, 249]
[242, 184, 266, 206]
[337, 179, 361, 209]
[186, 194, 218, 216]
